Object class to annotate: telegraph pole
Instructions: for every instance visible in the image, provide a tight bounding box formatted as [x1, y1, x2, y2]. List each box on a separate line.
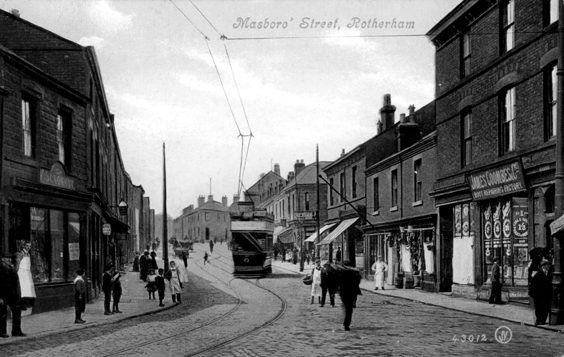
[162, 142, 169, 272]
[316, 144, 320, 260]
[551, 0, 564, 325]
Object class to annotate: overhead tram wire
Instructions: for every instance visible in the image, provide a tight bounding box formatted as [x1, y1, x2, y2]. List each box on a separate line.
[187, 0, 255, 197]
[170, 0, 253, 197]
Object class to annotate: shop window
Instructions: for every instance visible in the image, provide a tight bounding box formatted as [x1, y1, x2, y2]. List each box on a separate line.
[461, 110, 472, 167]
[543, 0, 559, 26]
[500, 0, 515, 54]
[26, 207, 82, 283]
[500, 87, 516, 154]
[544, 64, 557, 140]
[461, 30, 471, 78]
[21, 95, 37, 158]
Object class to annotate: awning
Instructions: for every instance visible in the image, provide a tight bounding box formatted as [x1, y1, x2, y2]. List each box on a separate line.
[317, 218, 358, 245]
[551, 214, 564, 236]
[272, 226, 284, 244]
[105, 213, 129, 234]
[277, 227, 294, 244]
[305, 223, 336, 243]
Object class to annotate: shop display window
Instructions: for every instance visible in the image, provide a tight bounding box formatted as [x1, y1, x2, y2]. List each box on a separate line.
[13, 205, 83, 284]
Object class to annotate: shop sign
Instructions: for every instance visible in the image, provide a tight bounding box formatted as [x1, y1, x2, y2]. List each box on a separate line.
[102, 223, 112, 236]
[39, 162, 75, 190]
[512, 197, 528, 244]
[295, 211, 316, 220]
[468, 161, 526, 201]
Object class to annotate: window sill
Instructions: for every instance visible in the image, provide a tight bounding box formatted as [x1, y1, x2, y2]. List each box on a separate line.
[371, 210, 380, 216]
[412, 200, 423, 207]
[390, 206, 398, 212]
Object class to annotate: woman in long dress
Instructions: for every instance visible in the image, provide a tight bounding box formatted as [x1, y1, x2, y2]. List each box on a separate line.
[165, 261, 182, 304]
[16, 242, 36, 310]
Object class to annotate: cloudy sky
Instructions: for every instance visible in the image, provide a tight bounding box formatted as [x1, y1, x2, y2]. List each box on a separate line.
[0, 0, 460, 216]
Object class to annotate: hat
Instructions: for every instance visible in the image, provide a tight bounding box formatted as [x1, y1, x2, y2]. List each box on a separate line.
[541, 259, 551, 267]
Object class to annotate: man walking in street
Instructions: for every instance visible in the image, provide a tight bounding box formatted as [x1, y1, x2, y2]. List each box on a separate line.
[489, 257, 502, 304]
[337, 261, 362, 331]
[529, 259, 552, 325]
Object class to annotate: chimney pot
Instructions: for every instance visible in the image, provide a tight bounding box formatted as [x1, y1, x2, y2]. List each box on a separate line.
[11, 9, 20, 17]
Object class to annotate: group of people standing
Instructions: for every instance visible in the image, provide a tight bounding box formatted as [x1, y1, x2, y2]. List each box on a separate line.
[309, 259, 362, 331]
[134, 250, 187, 306]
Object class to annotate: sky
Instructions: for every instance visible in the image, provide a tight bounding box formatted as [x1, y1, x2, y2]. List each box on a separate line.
[0, 0, 460, 217]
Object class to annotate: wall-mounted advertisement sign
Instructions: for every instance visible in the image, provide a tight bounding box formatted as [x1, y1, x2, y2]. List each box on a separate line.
[468, 161, 526, 201]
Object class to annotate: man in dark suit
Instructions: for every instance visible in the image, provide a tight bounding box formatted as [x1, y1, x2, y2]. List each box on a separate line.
[337, 261, 362, 331]
[489, 257, 502, 304]
[102, 264, 114, 315]
[0, 256, 25, 337]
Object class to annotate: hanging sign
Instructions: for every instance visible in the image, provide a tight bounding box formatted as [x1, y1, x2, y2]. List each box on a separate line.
[102, 223, 112, 236]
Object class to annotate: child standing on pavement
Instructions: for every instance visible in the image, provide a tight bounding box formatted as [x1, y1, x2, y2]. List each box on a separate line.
[156, 268, 166, 307]
[111, 272, 123, 313]
[204, 251, 209, 265]
[74, 269, 86, 324]
[145, 268, 157, 299]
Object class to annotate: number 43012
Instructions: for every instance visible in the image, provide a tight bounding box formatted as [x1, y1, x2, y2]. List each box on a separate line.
[452, 334, 487, 343]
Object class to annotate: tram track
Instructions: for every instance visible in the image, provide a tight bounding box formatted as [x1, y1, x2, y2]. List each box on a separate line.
[105, 246, 288, 357]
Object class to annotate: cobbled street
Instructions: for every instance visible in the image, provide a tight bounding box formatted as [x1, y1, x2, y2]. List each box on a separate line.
[0, 246, 562, 357]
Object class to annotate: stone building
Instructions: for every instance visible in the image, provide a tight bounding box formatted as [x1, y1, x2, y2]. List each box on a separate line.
[0, 9, 149, 311]
[174, 195, 231, 244]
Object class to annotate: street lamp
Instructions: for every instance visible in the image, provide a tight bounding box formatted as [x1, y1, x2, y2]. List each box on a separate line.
[118, 200, 128, 216]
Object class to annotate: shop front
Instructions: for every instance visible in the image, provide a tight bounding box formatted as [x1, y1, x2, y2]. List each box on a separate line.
[446, 160, 531, 300]
[2, 168, 90, 313]
[317, 217, 361, 267]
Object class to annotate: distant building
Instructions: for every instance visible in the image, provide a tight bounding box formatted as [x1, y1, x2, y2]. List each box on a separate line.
[174, 195, 231, 244]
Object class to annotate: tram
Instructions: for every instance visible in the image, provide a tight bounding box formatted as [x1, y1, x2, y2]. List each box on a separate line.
[230, 201, 274, 276]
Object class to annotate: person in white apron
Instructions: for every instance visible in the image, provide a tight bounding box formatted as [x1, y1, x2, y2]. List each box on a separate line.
[371, 255, 387, 290]
[310, 260, 322, 304]
[16, 242, 36, 310]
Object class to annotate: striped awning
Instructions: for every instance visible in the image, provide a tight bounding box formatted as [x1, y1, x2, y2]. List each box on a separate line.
[304, 223, 336, 243]
[317, 218, 358, 245]
[277, 227, 294, 244]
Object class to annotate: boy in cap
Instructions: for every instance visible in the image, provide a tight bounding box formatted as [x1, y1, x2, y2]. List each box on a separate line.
[155, 268, 166, 307]
[74, 269, 86, 323]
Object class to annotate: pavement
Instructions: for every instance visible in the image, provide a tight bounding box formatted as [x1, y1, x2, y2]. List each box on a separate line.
[0, 255, 183, 346]
[1, 247, 561, 347]
[273, 258, 564, 334]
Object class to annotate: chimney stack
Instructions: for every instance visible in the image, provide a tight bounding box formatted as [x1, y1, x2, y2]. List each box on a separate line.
[274, 163, 281, 176]
[294, 159, 306, 178]
[207, 194, 213, 202]
[340, 149, 346, 157]
[233, 194, 240, 204]
[287, 171, 295, 182]
[198, 195, 205, 207]
[222, 196, 228, 207]
[379, 94, 396, 131]
[11, 9, 20, 17]
[397, 105, 421, 151]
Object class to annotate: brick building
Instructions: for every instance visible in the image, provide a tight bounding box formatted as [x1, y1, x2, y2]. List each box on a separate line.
[363, 100, 437, 290]
[0, 9, 150, 311]
[266, 160, 329, 255]
[427, 0, 559, 301]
